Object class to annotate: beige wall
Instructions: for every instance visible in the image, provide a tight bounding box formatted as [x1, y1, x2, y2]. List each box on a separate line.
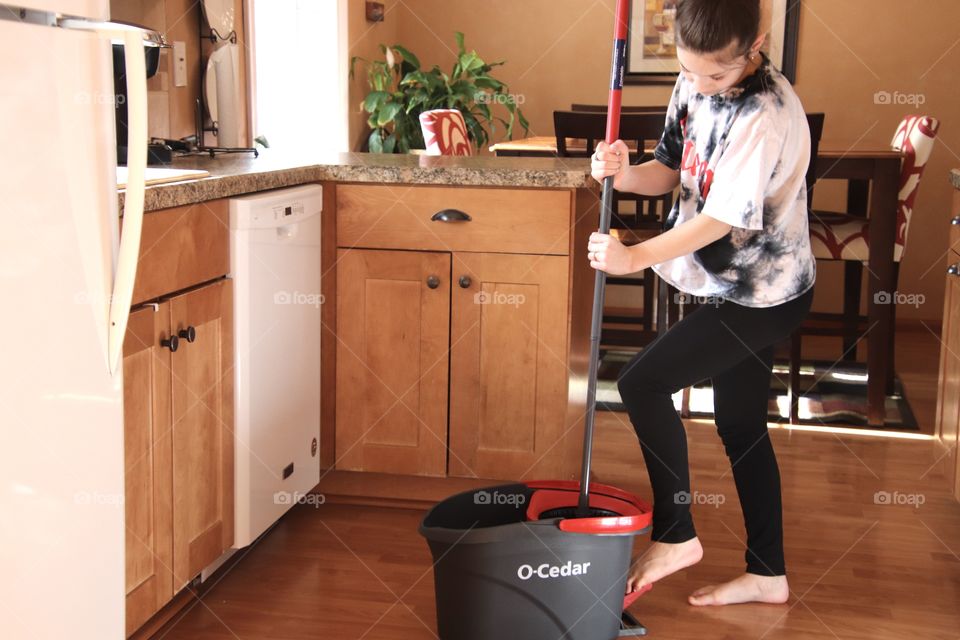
[346, 0, 960, 323]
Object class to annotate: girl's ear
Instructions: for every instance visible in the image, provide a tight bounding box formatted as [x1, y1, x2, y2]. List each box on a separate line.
[749, 33, 767, 58]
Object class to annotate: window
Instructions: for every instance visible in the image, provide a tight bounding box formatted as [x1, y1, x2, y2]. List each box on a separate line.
[246, 0, 348, 154]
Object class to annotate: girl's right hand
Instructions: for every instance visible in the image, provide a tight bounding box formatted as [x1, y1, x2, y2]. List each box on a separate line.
[591, 139, 630, 188]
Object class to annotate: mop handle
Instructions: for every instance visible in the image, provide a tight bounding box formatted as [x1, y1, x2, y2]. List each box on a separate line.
[577, 0, 629, 516]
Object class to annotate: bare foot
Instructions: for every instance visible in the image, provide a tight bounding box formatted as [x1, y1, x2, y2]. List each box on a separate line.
[688, 573, 789, 606]
[625, 538, 703, 593]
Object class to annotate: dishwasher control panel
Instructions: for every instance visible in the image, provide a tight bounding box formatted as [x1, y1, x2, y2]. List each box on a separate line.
[229, 185, 323, 230]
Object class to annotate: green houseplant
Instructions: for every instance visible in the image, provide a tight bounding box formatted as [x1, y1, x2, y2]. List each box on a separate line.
[350, 32, 529, 153]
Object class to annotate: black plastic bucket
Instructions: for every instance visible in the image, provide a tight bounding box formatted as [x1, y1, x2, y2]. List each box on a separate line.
[419, 482, 651, 640]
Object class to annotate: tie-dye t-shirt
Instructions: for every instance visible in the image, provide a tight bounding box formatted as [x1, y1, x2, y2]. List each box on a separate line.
[651, 54, 816, 308]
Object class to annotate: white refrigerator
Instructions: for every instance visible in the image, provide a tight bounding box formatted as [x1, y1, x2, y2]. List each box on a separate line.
[0, 1, 149, 638]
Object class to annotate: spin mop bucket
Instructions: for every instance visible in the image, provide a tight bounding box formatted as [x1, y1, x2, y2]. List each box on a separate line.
[419, 2, 653, 638]
[419, 482, 651, 640]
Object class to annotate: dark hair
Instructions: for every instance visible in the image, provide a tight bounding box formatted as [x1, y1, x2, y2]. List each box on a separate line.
[675, 0, 761, 57]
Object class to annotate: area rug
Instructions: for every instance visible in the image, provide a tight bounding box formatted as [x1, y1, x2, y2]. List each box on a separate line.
[596, 351, 918, 429]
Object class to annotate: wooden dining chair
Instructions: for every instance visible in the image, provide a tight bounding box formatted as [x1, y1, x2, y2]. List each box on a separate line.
[787, 115, 940, 423]
[554, 110, 671, 347]
[781, 113, 823, 420]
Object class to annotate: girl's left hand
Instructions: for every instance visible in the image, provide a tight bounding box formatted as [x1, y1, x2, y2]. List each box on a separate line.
[588, 232, 633, 275]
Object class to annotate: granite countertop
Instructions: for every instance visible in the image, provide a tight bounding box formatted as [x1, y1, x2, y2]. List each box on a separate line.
[120, 151, 597, 213]
[951, 169, 960, 190]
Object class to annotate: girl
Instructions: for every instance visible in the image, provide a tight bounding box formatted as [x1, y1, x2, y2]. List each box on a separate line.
[588, 0, 815, 607]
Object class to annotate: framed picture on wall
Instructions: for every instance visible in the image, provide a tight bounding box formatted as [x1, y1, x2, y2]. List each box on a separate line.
[625, 0, 801, 85]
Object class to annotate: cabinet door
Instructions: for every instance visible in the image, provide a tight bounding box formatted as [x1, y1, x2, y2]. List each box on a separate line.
[123, 305, 174, 635]
[936, 264, 960, 501]
[169, 279, 234, 590]
[449, 253, 570, 480]
[336, 249, 449, 476]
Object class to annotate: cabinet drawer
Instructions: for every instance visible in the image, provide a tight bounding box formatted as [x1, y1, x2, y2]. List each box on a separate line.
[336, 184, 572, 255]
[131, 200, 230, 305]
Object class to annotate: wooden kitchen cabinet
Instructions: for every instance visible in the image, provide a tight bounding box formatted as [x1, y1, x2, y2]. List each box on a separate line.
[935, 191, 960, 502]
[123, 305, 174, 636]
[123, 199, 235, 636]
[169, 279, 235, 590]
[449, 252, 570, 480]
[328, 182, 598, 491]
[335, 248, 450, 476]
[122, 280, 234, 631]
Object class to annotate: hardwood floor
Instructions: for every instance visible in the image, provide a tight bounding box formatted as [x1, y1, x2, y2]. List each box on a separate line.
[151, 328, 959, 640]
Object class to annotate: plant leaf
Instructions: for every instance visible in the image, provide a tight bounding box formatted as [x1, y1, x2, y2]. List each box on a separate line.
[474, 101, 491, 122]
[349, 56, 367, 80]
[362, 91, 389, 113]
[377, 101, 402, 127]
[461, 52, 484, 73]
[473, 76, 503, 90]
[518, 109, 530, 132]
[368, 129, 384, 153]
[455, 32, 465, 55]
[392, 45, 421, 70]
[383, 133, 397, 154]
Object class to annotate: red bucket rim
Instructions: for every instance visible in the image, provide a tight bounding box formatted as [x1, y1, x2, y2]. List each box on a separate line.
[525, 480, 652, 535]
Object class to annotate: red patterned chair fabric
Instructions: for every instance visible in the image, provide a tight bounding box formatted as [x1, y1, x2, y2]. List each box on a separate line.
[419, 109, 472, 156]
[808, 115, 940, 262]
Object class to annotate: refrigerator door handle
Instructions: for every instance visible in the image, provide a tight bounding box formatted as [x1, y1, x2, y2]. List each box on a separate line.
[105, 29, 147, 374]
[55, 18, 152, 374]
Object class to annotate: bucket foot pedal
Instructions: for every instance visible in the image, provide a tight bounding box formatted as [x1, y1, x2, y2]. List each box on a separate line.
[619, 609, 647, 636]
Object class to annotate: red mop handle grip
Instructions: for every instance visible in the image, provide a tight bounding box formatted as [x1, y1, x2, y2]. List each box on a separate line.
[605, 0, 630, 144]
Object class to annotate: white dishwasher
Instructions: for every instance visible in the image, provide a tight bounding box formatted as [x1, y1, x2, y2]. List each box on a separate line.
[229, 184, 323, 548]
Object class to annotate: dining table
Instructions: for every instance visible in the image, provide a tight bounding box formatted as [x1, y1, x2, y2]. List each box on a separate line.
[491, 136, 903, 427]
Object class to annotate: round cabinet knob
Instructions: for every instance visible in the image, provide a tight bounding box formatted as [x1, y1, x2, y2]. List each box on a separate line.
[426, 275, 441, 289]
[458, 275, 472, 289]
[949, 264, 960, 277]
[161, 335, 179, 353]
[178, 326, 197, 343]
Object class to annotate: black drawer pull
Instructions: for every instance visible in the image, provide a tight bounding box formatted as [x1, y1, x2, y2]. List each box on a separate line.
[178, 326, 197, 343]
[431, 209, 472, 223]
[426, 275, 441, 289]
[949, 264, 960, 277]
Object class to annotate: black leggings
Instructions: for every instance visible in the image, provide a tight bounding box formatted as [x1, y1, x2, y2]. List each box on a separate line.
[617, 286, 814, 576]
